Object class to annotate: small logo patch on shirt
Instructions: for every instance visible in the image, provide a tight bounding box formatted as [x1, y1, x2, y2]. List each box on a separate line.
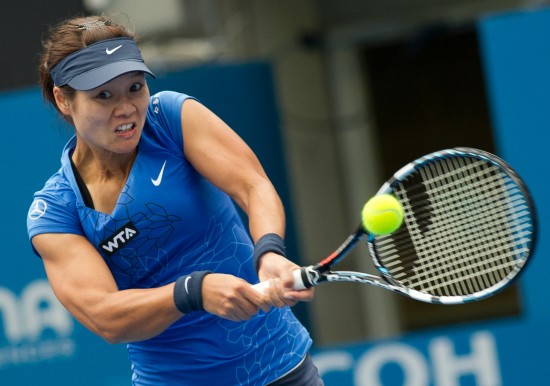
[99, 221, 139, 256]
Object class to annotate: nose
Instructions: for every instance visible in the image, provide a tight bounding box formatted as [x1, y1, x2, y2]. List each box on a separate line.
[114, 98, 137, 117]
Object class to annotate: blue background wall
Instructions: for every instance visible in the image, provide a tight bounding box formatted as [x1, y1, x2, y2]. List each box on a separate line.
[0, 89, 130, 384]
[478, 8, 550, 323]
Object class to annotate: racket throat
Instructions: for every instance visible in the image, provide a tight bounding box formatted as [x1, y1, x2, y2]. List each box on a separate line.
[297, 265, 330, 288]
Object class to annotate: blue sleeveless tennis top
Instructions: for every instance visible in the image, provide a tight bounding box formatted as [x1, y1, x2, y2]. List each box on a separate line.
[27, 91, 311, 385]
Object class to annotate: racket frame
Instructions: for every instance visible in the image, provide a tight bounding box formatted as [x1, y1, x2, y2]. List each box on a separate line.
[256, 147, 537, 305]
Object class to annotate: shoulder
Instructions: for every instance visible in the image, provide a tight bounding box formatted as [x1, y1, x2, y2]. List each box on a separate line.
[144, 91, 199, 151]
[148, 91, 197, 114]
[146, 91, 198, 130]
[27, 163, 82, 241]
[29, 169, 78, 218]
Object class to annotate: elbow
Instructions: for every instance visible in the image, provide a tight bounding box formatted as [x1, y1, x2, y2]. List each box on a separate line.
[92, 321, 158, 344]
[94, 326, 128, 344]
[106, 337, 126, 344]
[84, 307, 137, 344]
[102, 332, 126, 344]
[87, 316, 132, 344]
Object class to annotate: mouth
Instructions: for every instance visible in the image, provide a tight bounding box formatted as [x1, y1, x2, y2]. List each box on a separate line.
[115, 122, 136, 133]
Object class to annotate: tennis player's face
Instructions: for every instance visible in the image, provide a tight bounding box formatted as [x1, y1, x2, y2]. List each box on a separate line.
[70, 72, 150, 155]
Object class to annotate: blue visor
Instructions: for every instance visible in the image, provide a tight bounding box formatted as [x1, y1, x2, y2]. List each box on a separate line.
[50, 37, 155, 90]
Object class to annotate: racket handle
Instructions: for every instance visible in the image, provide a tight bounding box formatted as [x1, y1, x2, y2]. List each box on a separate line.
[293, 268, 308, 290]
[252, 280, 270, 294]
[252, 269, 308, 294]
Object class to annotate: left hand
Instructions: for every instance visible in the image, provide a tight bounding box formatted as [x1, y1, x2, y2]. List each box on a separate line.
[257, 252, 315, 307]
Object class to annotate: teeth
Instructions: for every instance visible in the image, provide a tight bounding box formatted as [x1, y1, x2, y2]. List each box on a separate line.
[116, 123, 133, 132]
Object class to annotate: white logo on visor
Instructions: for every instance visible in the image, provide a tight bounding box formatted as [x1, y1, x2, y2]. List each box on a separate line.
[29, 199, 47, 220]
[106, 45, 122, 55]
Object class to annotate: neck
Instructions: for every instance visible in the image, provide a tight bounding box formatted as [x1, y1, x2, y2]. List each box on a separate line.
[71, 142, 138, 182]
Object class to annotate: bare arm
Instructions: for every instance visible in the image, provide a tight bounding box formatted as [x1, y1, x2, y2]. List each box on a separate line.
[34, 231, 274, 342]
[181, 99, 285, 241]
[180, 99, 313, 304]
[32, 233, 181, 343]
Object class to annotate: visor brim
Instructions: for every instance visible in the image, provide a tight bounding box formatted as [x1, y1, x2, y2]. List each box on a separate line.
[67, 61, 155, 91]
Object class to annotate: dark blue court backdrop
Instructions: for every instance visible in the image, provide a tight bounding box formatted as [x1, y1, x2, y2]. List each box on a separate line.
[0, 62, 303, 385]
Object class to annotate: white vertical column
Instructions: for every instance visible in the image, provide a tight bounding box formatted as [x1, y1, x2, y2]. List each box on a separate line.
[326, 43, 401, 339]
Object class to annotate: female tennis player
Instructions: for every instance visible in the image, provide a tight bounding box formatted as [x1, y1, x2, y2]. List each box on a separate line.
[27, 15, 322, 385]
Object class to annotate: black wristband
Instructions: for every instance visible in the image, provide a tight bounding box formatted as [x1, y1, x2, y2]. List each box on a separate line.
[173, 271, 212, 314]
[253, 233, 286, 273]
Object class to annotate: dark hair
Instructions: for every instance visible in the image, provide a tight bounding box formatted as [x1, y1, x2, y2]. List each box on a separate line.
[39, 15, 136, 115]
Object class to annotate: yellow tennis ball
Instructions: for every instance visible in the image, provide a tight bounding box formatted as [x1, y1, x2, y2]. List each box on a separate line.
[361, 194, 404, 235]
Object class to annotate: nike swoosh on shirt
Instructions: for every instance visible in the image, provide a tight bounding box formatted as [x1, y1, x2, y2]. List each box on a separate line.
[151, 161, 167, 186]
[106, 45, 123, 55]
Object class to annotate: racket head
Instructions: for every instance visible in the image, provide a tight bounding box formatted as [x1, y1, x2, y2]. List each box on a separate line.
[368, 147, 537, 304]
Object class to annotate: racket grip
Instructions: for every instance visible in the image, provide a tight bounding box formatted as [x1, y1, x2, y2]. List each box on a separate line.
[252, 280, 270, 294]
[252, 269, 307, 294]
[293, 269, 308, 290]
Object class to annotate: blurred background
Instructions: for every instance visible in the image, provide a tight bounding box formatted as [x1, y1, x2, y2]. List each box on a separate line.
[1, 0, 549, 385]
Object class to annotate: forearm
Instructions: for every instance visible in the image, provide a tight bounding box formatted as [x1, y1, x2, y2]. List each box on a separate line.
[35, 234, 184, 344]
[81, 283, 181, 344]
[241, 179, 286, 242]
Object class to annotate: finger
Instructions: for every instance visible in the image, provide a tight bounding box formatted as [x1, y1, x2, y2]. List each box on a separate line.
[284, 288, 315, 303]
[241, 283, 273, 313]
[224, 300, 260, 321]
[267, 278, 292, 308]
[280, 268, 301, 291]
[256, 291, 274, 313]
[234, 293, 264, 318]
[232, 306, 257, 321]
[213, 281, 263, 320]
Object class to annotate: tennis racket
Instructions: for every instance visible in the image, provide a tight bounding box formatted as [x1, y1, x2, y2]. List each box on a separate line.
[253, 147, 537, 304]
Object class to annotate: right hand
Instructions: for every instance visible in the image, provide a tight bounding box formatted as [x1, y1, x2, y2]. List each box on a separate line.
[256, 252, 315, 306]
[201, 273, 271, 322]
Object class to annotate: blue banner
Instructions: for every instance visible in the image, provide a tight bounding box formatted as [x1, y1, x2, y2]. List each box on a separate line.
[0, 89, 131, 385]
[478, 7, 550, 323]
[312, 319, 549, 385]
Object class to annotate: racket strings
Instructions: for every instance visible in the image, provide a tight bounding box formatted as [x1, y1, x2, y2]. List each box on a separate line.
[411, 177, 523, 295]
[375, 156, 533, 298]
[403, 164, 522, 296]
[388, 164, 529, 258]
[394, 165, 526, 235]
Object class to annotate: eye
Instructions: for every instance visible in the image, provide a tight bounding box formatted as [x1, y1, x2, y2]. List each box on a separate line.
[95, 90, 112, 100]
[130, 82, 144, 92]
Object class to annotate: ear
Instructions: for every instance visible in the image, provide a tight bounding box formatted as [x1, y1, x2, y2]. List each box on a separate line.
[53, 87, 71, 115]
